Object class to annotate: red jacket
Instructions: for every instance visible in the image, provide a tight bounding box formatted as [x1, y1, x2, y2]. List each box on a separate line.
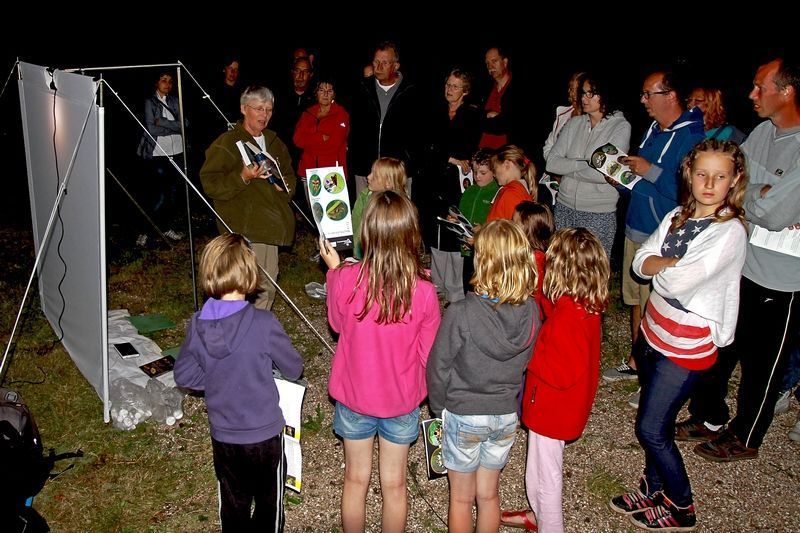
[521, 295, 601, 441]
[487, 180, 532, 221]
[293, 102, 350, 179]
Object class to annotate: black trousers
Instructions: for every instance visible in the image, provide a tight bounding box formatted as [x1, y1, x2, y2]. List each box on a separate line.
[688, 276, 800, 448]
[211, 433, 285, 532]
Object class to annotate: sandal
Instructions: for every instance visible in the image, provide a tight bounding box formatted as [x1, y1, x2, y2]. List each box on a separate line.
[500, 509, 538, 531]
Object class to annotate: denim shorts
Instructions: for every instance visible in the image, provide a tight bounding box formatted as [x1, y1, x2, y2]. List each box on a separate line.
[333, 402, 420, 445]
[442, 409, 518, 472]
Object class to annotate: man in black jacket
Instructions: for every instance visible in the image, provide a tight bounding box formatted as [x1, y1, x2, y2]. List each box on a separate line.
[350, 41, 421, 201]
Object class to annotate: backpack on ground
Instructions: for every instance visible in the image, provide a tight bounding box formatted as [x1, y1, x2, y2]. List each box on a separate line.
[0, 387, 83, 531]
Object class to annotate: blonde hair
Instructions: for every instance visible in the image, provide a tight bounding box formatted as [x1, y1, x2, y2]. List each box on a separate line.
[491, 145, 537, 200]
[472, 219, 536, 306]
[672, 138, 749, 232]
[544, 228, 609, 314]
[353, 190, 428, 324]
[513, 201, 554, 253]
[371, 157, 408, 192]
[200, 233, 259, 298]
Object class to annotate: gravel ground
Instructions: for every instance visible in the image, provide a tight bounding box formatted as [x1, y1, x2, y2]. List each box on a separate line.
[276, 282, 800, 532]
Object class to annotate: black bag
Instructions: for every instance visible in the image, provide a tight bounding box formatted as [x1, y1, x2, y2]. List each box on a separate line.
[0, 387, 82, 530]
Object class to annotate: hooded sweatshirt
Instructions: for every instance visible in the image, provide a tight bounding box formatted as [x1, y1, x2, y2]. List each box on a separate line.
[174, 299, 303, 445]
[625, 107, 705, 243]
[546, 111, 632, 213]
[427, 293, 539, 417]
[521, 295, 601, 441]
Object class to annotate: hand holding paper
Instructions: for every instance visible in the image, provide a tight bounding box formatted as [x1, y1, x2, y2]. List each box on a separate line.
[589, 143, 642, 190]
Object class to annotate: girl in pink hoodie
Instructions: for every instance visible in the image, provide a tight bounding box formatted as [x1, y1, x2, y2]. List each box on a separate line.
[319, 190, 441, 532]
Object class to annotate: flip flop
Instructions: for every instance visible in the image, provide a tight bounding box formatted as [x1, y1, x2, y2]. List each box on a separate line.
[500, 509, 538, 531]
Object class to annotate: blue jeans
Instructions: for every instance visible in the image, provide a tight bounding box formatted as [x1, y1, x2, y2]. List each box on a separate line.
[633, 339, 702, 507]
[780, 331, 800, 399]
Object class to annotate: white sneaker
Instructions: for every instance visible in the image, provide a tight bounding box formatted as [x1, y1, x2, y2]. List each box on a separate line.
[136, 234, 148, 247]
[774, 389, 792, 414]
[628, 389, 641, 409]
[789, 419, 800, 442]
[164, 229, 185, 241]
[603, 361, 639, 382]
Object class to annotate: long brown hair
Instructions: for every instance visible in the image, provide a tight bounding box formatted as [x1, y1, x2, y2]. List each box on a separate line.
[352, 191, 429, 324]
[513, 201, 554, 253]
[544, 228, 609, 315]
[671, 139, 748, 232]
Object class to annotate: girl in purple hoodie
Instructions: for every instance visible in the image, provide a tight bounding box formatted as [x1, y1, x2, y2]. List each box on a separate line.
[175, 233, 303, 532]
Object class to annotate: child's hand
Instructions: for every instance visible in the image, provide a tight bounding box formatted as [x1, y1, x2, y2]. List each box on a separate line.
[318, 236, 341, 270]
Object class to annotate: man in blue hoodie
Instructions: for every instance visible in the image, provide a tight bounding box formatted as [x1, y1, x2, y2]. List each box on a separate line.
[603, 69, 705, 384]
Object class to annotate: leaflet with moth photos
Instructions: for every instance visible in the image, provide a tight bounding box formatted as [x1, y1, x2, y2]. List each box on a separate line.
[274, 374, 307, 492]
[437, 205, 474, 242]
[234, 140, 290, 192]
[588, 143, 642, 190]
[306, 166, 353, 250]
[420, 418, 447, 479]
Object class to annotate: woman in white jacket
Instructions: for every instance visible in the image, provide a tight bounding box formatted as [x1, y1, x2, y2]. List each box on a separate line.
[546, 72, 631, 256]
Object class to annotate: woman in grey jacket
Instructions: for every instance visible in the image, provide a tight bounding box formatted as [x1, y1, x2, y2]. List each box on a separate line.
[546, 72, 631, 256]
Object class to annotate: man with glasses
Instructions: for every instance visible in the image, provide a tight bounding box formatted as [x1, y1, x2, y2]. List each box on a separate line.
[603, 69, 704, 390]
[350, 41, 420, 198]
[274, 56, 317, 166]
[200, 86, 297, 311]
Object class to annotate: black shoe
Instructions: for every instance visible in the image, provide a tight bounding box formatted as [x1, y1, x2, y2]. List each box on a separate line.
[629, 493, 696, 531]
[674, 418, 721, 442]
[610, 476, 658, 515]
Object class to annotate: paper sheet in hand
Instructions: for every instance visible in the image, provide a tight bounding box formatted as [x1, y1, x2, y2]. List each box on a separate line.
[749, 225, 800, 257]
[458, 167, 474, 193]
[306, 166, 353, 250]
[589, 143, 642, 190]
[275, 376, 307, 492]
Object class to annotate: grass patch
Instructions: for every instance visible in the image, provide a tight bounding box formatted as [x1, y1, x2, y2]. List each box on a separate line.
[0, 221, 330, 530]
[585, 467, 627, 504]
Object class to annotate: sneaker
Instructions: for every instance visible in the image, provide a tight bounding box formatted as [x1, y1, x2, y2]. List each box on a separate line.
[628, 389, 641, 409]
[136, 234, 148, 247]
[164, 229, 185, 241]
[629, 493, 696, 531]
[774, 389, 791, 414]
[675, 418, 722, 442]
[603, 361, 639, 382]
[610, 477, 658, 515]
[789, 419, 800, 442]
[693, 429, 758, 463]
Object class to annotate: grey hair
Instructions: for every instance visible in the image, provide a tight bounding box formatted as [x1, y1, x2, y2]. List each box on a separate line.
[240, 85, 275, 107]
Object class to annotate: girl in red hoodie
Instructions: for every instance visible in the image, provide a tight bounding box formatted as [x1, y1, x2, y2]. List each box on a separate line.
[486, 145, 536, 221]
[501, 227, 610, 532]
[512, 201, 555, 318]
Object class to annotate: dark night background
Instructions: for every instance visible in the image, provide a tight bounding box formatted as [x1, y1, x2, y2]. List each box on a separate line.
[0, 22, 791, 231]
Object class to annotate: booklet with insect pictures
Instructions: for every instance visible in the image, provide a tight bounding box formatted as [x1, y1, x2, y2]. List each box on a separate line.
[588, 143, 642, 190]
[273, 371, 308, 492]
[420, 418, 447, 479]
[436, 205, 474, 243]
[235, 140, 290, 193]
[305, 166, 353, 250]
